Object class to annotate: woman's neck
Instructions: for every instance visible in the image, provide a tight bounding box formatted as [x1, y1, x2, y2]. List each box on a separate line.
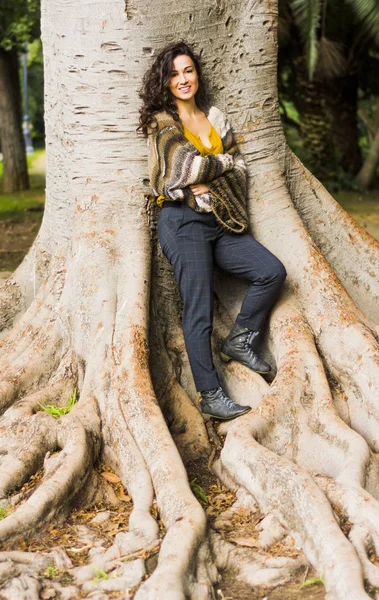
[176, 98, 199, 121]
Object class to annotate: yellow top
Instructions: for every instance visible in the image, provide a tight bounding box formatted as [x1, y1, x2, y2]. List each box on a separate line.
[156, 123, 223, 207]
[182, 123, 224, 155]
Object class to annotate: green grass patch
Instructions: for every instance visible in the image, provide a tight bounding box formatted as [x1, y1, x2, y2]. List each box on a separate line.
[45, 565, 59, 578]
[0, 506, 9, 520]
[0, 148, 44, 179]
[0, 149, 45, 222]
[300, 577, 325, 589]
[38, 388, 78, 419]
[93, 569, 109, 581]
[190, 478, 208, 504]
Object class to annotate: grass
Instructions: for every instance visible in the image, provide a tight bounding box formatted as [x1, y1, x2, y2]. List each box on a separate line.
[0, 507, 9, 520]
[45, 565, 59, 578]
[38, 388, 78, 419]
[300, 577, 325, 589]
[0, 148, 43, 179]
[0, 149, 45, 222]
[190, 478, 208, 503]
[93, 569, 109, 581]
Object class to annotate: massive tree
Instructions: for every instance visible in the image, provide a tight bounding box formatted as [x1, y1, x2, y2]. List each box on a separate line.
[1, 0, 379, 598]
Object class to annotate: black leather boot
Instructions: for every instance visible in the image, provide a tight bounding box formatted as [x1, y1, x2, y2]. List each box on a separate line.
[200, 387, 251, 420]
[220, 323, 271, 374]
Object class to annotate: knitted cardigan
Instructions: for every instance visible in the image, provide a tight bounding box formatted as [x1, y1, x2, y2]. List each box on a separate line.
[147, 106, 249, 234]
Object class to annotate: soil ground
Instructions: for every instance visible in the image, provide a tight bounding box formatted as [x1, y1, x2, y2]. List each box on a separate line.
[1, 156, 379, 598]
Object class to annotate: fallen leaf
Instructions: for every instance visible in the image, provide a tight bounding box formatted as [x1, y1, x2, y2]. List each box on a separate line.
[116, 490, 131, 502]
[41, 589, 56, 599]
[108, 527, 128, 536]
[101, 472, 121, 483]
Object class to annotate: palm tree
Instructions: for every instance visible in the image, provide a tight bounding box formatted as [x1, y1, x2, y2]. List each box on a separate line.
[279, 0, 379, 180]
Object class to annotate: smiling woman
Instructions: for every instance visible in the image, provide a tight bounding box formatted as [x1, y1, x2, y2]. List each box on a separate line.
[168, 55, 199, 100]
[138, 41, 286, 421]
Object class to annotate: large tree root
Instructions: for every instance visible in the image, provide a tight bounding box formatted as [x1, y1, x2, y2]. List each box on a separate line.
[0, 391, 100, 540]
[212, 293, 379, 598]
[109, 357, 214, 600]
[210, 531, 307, 588]
[0, 245, 65, 343]
[3, 164, 379, 600]
[0, 548, 74, 600]
[246, 167, 379, 452]
[285, 151, 379, 324]
[3, 208, 379, 599]
[316, 477, 379, 587]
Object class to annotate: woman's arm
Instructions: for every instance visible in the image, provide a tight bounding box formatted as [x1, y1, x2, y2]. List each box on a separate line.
[206, 117, 248, 200]
[149, 125, 234, 202]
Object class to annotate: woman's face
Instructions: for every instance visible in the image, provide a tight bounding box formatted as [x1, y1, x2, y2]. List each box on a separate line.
[168, 54, 199, 102]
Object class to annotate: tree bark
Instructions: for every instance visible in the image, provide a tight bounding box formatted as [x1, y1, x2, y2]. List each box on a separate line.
[325, 74, 362, 176]
[293, 57, 336, 182]
[1, 1, 379, 599]
[0, 49, 29, 194]
[293, 63, 362, 179]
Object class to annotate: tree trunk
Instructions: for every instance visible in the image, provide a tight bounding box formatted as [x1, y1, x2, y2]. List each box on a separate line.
[357, 127, 379, 189]
[0, 49, 29, 194]
[1, 1, 379, 599]
[325, 74, 362, 176]
[293, 57, 336, 182]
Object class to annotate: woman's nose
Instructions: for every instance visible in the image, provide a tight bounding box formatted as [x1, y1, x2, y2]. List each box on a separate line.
[179, 72, 188, 83]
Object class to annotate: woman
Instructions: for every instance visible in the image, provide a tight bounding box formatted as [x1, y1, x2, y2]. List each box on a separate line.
[139, 41, 286, 421]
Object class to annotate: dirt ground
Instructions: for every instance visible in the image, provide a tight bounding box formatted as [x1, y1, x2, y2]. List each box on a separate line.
[335, 189, 379, 241]
[0, 457, 326, 600]
[0, 208, 43, 277]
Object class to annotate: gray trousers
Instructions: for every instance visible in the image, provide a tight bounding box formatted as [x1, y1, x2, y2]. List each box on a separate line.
[158, 201, 286, 392]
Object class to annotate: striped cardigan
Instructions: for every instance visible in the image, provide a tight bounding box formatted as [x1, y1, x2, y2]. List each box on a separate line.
[147, 106, 249, 234]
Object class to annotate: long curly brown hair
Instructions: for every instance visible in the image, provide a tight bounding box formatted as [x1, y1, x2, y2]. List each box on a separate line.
[138, 41, 211, 137]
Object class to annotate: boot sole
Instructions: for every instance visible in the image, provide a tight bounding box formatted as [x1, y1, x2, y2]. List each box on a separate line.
[202, 407, 251, 422]
[220, 352, 271, 374]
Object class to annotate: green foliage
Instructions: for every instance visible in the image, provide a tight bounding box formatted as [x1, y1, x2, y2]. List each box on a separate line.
[23, 39, 44, 143]
[300, 576, 325, 589]
[190, 479, 208, 504]
[45, 565, 58, 578]
[38, 388, 78, 419]
[0, 0, 40, 51]
[0, 507, 9, 520]
[287, 0, 379, 80]
[346, 0, 379, 45]
[93, 569, 109, 581]
[291, 0, 321, 78]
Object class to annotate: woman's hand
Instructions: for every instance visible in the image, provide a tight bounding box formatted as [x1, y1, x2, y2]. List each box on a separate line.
[189, 183, 210, 195]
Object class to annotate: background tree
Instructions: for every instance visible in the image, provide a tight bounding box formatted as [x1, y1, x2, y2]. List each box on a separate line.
[279, 0, 379, 183]
[0, 0, 40, 193]
[25, 38, 45, 146]
[356, 49, 379, 188]
[1, 0, 379, 598]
